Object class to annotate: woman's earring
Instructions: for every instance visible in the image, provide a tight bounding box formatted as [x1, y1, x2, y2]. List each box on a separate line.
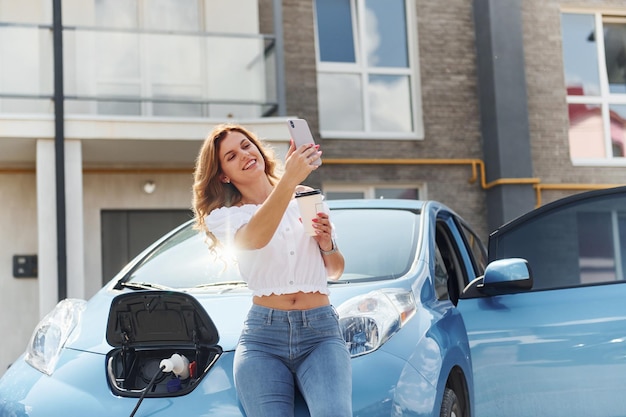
[223, 178, 230, 184]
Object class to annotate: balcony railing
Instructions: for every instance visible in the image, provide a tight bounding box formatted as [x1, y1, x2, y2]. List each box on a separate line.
[0, 21, 281, 119]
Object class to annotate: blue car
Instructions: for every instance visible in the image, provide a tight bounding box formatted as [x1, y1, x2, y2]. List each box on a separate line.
[1, 187, 624, 417]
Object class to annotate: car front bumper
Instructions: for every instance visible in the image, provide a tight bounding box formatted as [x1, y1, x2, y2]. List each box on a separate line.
[0, 349, 244, 417]
[0, 346, 438, 417]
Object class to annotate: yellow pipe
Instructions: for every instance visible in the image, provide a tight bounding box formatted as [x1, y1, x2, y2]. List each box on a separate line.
[535, 183, 620, 190]
[323, 158, 483, 184]
[323, 158, 622, 206]
[533, 183, 624, 207]
[0, 167, 193, 175]
[322, 158, 540, 189]
[2, 159, 623, 208]
[0, 168, 36, 174]
[83, 168, 192, 175]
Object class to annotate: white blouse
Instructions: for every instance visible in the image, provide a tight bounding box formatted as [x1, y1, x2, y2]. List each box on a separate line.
[205, 199, 330, 297]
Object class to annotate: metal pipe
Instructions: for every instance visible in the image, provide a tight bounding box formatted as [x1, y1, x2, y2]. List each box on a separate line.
[321, 157, 520, 189]
[322, 158, 621, 206]
[272, 0, 286, 116]
[53, 0, 67, 301]
[533, 183, 624, 207]
[1, 160, 621, 209]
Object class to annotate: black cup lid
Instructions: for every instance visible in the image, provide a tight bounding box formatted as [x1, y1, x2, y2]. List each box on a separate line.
[295, 189, 321, 198]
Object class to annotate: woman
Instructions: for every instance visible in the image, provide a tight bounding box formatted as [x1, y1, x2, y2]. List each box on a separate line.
[192, 123, 352, 417]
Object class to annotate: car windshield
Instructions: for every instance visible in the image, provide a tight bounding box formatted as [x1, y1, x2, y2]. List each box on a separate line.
[123, 208, 421, 289]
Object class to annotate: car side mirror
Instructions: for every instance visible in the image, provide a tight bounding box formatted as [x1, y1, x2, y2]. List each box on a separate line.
[478, 258, 533, 296]
[460, 258, 533, 299]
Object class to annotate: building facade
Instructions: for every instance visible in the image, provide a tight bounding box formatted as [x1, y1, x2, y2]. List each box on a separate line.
[0, 0, 624, 374]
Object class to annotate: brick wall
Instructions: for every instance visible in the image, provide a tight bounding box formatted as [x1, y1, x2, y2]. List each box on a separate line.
[283, 0, 489, 237]
[282, 0, 626, 238]
[522, 0, 626, 206]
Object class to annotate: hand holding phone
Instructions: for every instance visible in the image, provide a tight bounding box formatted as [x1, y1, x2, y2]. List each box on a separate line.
[287, 118, 322, 166]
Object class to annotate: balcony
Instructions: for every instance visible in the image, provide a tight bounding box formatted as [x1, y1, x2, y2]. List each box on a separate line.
[0, 21, 280, 120]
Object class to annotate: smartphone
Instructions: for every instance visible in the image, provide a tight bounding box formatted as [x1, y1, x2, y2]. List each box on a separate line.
[287, 118, 322, 166]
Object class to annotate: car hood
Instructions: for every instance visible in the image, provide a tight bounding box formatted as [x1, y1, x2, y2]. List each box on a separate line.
[66, 288, 252, 355]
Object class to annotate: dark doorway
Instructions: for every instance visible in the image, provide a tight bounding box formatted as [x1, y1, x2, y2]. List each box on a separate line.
[101, 209, 192, 284]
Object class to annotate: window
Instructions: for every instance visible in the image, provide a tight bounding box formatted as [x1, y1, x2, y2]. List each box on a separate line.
[458, 220, 487, 276]
[127, 208, 421, 287]
[489, 190, 626, 291]
[561, 12, 626, 164]
[433, 243, 450, 301]
[435, 219, 477, 306]
[324, 184, 421, 200]
[314, 0, 423, 139]
[332, 208, 419, 280]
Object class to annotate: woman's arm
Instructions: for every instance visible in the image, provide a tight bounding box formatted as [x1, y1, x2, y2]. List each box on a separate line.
[321, 246, 345, 280]
[235, 143, 320, 250]
[313, 213, 345, 280]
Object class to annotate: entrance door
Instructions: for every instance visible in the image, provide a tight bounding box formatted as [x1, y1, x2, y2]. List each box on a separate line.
[101, 209, 192, 284]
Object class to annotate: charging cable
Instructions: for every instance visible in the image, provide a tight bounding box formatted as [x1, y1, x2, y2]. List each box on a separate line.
[128, 363, 165, 417]
[128, 354, 189, 417]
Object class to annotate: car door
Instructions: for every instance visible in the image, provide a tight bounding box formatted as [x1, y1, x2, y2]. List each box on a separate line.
[457, 186, 626, 417]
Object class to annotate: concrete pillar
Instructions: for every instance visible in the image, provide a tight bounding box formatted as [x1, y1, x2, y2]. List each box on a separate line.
[473, 0, 536, 233]
[36, 139, 58, 317]
[64, 140, 85, 300]
[36, 139, 84, 318]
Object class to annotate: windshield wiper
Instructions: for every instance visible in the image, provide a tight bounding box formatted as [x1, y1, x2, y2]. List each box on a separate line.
[194, 280, 247, 289]
[119, 281, 175, 291]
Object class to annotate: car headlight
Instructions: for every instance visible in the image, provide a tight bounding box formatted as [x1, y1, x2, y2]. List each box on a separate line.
[337, 289, 416, 357]
[25, 298, 87, 375]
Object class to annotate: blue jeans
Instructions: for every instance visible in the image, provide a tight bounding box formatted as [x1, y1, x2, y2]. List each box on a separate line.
[234, 304, 352, 417]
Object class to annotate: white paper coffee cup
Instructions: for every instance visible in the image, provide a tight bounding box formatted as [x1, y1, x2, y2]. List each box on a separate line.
[295, 189, 326, 236]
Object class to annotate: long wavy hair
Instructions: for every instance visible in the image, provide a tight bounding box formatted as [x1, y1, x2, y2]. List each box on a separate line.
[192, 123, 281, 248]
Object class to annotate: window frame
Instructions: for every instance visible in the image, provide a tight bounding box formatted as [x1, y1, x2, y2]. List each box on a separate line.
[313, 0, 424, 140]
[323, 183, 425, 200]
[562, 8, 626, 166]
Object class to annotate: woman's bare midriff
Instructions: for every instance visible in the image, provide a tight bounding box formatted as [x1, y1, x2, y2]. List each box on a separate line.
[253, 291, 330, 311]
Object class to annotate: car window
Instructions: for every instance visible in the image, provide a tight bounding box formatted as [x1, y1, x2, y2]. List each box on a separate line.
[435, 221, 466, 305]
[124, 208, 421, 288]
[490, 191, 626, 290]
[433, 243, 450, 301]
[457, 220, 487, 276]
[125, 225, 241, 288]
[332, 208, 420, 281]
